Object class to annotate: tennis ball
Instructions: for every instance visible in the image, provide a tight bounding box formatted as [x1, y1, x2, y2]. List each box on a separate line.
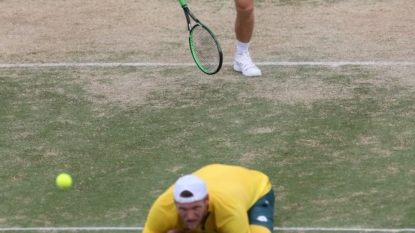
[56, 173, 72, 189]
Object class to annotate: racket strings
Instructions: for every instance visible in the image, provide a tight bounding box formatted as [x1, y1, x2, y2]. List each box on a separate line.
[190, 25, 221, 74]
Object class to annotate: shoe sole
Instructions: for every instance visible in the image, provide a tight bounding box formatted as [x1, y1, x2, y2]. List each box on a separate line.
[233, 63, 262, 77]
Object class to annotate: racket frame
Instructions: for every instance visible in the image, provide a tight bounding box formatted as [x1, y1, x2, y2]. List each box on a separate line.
[180, 4, 223, 75]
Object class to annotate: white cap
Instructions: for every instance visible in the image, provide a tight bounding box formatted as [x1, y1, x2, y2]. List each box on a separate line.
[173, 174, 208, 203]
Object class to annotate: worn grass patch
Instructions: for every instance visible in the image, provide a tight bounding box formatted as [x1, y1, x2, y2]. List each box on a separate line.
[1, 0, 414, 63]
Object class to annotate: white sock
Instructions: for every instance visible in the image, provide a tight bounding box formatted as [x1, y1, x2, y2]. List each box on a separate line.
[236, 41, 249, 55]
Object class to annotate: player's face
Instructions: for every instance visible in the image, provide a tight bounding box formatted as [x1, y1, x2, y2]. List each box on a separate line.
[176, 198, 209, 230]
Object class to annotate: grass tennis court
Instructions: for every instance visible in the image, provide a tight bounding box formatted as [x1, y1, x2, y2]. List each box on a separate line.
[1, 0, 415, 232]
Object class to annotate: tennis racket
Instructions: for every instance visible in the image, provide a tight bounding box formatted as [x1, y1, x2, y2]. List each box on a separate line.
[178, 0, 223, 75]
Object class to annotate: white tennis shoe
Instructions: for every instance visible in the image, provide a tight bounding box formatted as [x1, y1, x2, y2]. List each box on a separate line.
[233, 51, 262, 77]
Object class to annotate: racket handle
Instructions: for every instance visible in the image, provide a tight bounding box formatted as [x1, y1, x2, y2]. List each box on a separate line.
[178, 0, 187, 7]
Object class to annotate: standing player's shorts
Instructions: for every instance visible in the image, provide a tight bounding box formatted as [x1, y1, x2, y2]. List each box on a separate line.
[247, 189, 275, 231]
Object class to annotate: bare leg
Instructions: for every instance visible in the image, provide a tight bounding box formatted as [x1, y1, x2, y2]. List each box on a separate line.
[233, 0, 262, 76]
[234, 0, 255, 43]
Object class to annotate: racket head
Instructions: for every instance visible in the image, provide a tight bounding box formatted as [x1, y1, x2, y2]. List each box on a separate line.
[189, 24, 223, 75]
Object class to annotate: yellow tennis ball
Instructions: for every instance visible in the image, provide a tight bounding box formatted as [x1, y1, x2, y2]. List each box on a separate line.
[56, 173, 72, 189]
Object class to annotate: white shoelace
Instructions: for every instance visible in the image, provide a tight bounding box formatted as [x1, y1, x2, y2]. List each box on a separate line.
[236, 52, 256, 69]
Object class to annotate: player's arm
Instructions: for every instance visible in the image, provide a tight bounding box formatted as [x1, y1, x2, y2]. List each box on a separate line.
[143, 200, 178, 233]
[215, 206, 250, 233]
[143, 187, 182, 233]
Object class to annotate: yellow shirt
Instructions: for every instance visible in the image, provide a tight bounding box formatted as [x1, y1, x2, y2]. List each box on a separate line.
[143, 164, 272, 233]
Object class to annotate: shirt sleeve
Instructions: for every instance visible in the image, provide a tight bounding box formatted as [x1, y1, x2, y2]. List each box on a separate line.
[215, 204, 251, 233]
[143, 208, 168, 233]
[143, 193, 179, 233]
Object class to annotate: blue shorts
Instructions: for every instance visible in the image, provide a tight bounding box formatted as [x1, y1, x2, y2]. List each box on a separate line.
[247, 189, 275, 231]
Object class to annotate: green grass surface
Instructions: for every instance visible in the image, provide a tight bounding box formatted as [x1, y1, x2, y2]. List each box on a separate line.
[1, 65, 415, 232]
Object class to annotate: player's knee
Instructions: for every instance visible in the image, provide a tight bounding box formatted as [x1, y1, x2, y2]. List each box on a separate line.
[235, 0, 254, 16]
[238, 6, 254, 16]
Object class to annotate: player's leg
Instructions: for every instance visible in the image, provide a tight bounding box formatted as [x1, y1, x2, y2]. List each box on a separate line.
[234, 0, 254, 43]
[247, 189, 275, 232]
[250, 225, 272, 233]
[233, 0, 262, 76]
